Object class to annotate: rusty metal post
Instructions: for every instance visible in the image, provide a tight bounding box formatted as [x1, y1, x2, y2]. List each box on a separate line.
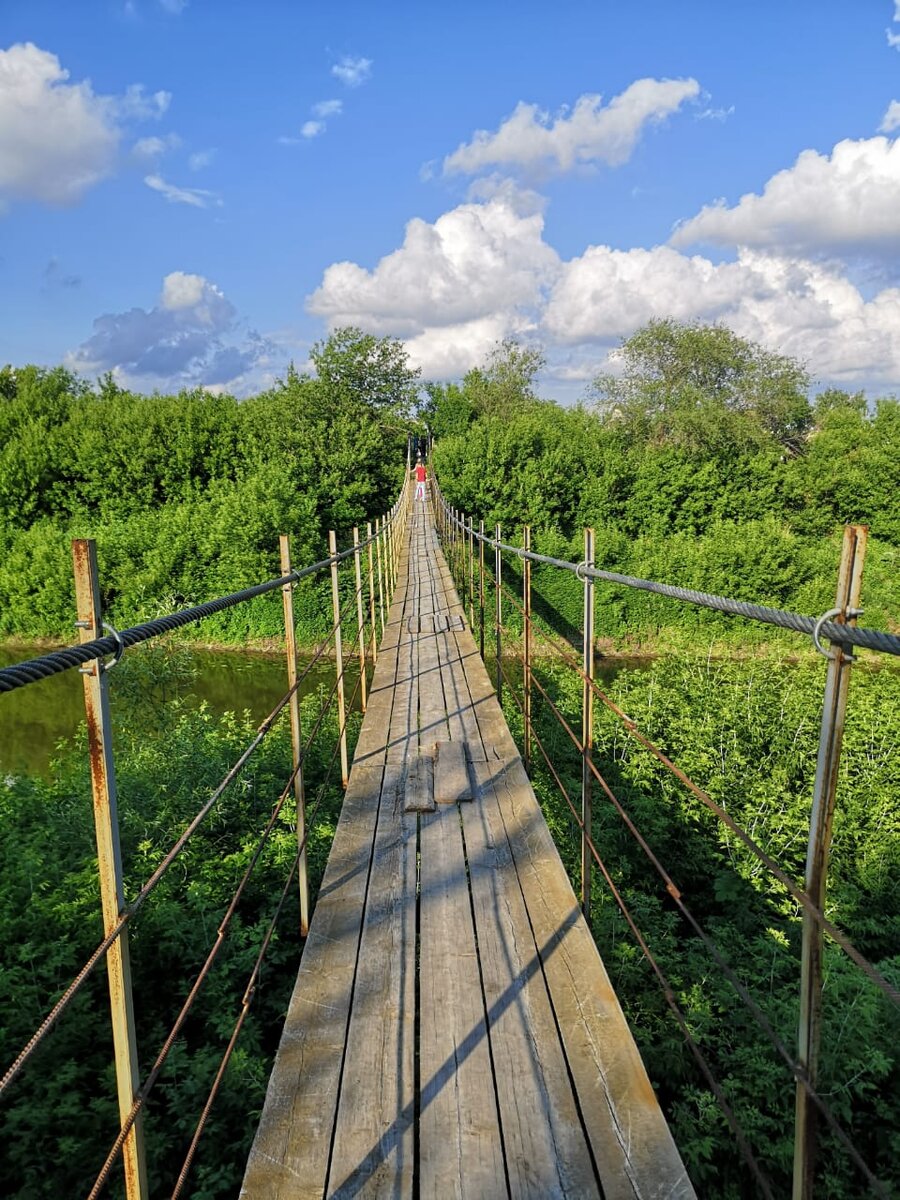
[793, 524, 867, 1200]
[479, 520, 486, 660]
[468, 515, 475, 630]
[366, 521, 378, 666]
[279, 536, 310, 937]
[523, 525, 532, 774]
[375, 516, 386, 636]
[495, 524, 502, 702]
[352, 526, 368, 714]
[329, 531, 350, 789]
[581, 528, 595, 920]
[71, 540, 149, 1200]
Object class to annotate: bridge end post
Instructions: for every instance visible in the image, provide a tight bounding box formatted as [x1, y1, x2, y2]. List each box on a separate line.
[523, 524, 532, 774]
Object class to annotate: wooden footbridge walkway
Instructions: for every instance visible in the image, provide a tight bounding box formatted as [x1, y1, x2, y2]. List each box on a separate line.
[241, 498, 693, 1199]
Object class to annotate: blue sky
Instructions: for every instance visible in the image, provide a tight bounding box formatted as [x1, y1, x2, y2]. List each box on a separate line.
[2, 0, 900, 401]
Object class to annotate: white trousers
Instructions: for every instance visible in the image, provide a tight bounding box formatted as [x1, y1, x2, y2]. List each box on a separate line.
[415, 482, 426, 500]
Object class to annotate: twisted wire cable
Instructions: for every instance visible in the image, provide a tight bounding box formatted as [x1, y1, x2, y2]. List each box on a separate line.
[441, 504, 900, 658]
[0, 513, 398, 694]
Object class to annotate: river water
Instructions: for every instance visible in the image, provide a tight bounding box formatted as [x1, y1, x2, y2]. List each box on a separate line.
[0, 643, 343, 779]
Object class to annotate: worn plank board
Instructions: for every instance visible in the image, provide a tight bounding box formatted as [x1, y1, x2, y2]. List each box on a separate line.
[240, 764, 385, 1200]
[418, 801, 506, 1198]
[432, 739, 472, 803]
[404, 751, 435, 812]
[326, 763, 418, 1199]
[464, 761, 601, 1199]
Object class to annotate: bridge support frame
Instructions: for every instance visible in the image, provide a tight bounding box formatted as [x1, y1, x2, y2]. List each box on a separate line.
[72, 539, 149, 1200]
[793, 524, 867, 1200]
[279, 535, 310, 937]
[581, 527, 595, 920]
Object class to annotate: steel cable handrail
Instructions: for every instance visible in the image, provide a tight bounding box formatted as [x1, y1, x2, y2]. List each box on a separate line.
[445, 509, 900, 658]
[493, 573, 900, 1009]
[0, 575, 367, 1097]
[493, 654, 776, 1200]
[496, 647, 890, 1198]
[0, 507, 401, 694]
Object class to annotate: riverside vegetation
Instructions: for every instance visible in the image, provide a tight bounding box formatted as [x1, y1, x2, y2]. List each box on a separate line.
[1, 322, 898, 1196]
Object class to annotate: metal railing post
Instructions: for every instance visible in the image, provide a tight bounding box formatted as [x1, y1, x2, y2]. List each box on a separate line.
[353, 526, 368, 714]
[366, 521, 378, 666]
[523, 525, 532, 774]
[479, 520, 486, 660]
[495, 524, 502, 702]
[581, 528, 595, 920]
[279, 535, 309, 937]
[329, 530, 350, 789]
[468, 515, 475, 630]
[71, 540, 149, 1200]
[375, 516, 386, 636]
[793, 524, 867, 1200]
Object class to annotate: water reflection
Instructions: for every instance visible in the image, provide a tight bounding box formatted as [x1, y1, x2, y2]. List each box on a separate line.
[0, 643, 351, 779]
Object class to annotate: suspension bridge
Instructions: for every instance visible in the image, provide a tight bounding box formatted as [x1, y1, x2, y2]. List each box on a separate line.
[1, 460, 898, 1199]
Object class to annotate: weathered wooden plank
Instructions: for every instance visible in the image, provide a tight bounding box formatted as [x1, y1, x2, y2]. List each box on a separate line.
[433, 739, 472, 803]
[326, 763, 418, 1199]
[464, 761, 601, 1198]
[404, 751, 435, 812]
[240, 764, 385, 1200]
[418, 801, 506, 1199]
[491, 755, 696, 1200]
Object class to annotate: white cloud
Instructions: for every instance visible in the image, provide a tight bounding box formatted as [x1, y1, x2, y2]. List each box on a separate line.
[331, 56, 372, 88]
[132, 133, 181, 160]
[886, 28, 900, 49]
[695, 105, 734, 122]
[0, 42, 168, 209]
[307, 182, 900, 387]
[307, 188, 560, 345]
[69, 271, 271, 389]
[880, 101, 900, 133]
[159, 0, 188, 12]
[443, 78, 700, 177]
[188, 147, 215, 170]
[544, 243, 900, 384]
[312, 99, 342, 118]
[671, 137, 900, 258]
[144, 173, 220, 207]
[301, 120, 325, 139]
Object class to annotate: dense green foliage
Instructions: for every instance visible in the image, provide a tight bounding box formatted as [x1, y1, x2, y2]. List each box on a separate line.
[494, 656, 900, 1197]
[0, 327, 413, 644]
[429, 321, 900, 649]
[0, 646, 359, 1198]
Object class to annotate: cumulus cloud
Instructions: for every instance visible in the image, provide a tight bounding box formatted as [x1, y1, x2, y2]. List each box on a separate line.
[0, 42, 169, 209]
[888, 28, 900, 50]
[544, 243, 900, 384]
[443, 78, 700, 177]
[132, 133, 181, 160]
[144, 173, 220, 207]
[308, 188, 560, 360]
[313, 99, 342, 118]
[68, 271, 270, 389]
[331, 55, 372, 87]
[671, 137, 900, 258]
[301, 120, 325, 139]
[880, 101, 900, 133]
[306, 182, 900, 387]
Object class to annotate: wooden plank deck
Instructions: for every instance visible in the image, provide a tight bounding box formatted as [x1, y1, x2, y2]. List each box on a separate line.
[241, 498, 695, 1200]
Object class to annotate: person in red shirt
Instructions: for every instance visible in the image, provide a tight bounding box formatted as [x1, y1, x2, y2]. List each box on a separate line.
[414, 457, 427, 501]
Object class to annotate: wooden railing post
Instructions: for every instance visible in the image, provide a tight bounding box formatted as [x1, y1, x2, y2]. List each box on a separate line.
[375, 516, 386, 636]
[523, 525, 532, 774]
[352, 526, 368, 714]
[279, 535, 310, 936]
[793, 524, 867, 1200]
[72, 540, 149, 1200]
[581, 528, 595, 920]
[479, 520, 486, 660]
[495, 524, 502, 702]
[329, 531, 350, 789]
